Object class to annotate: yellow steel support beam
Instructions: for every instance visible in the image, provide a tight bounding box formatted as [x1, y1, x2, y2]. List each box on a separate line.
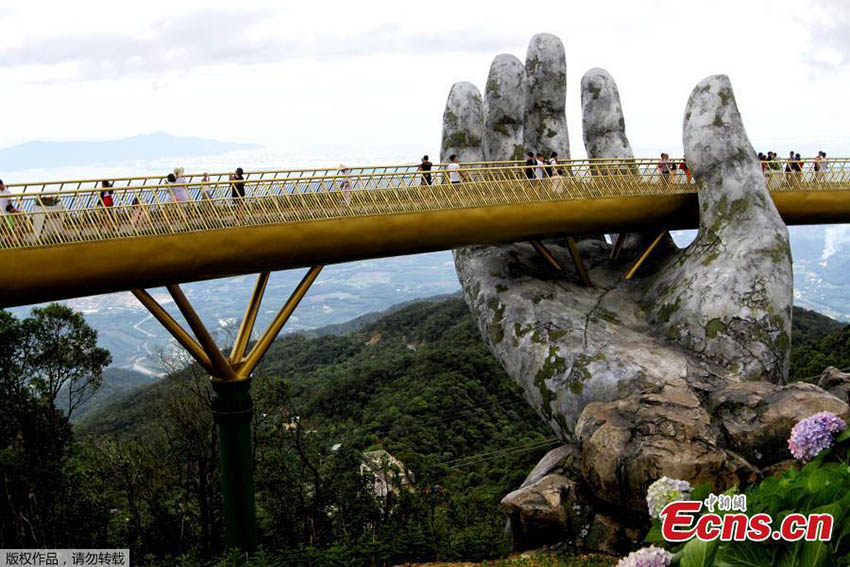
[230, 272, 270, 363]
[238, 266, 323, 379]
[167, 284, 238, 381]
[610, 233, 626, 261]
[130, 289, 216, 375]
[530, 240, 563, 271]
[624, 230, 669, 281]
[565, 237, 593, 287]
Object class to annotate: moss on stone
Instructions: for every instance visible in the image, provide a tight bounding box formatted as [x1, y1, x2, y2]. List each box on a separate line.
[532, 291, 556, 304]
[445, 132, 482, 150]
[729, 198, 748, 216]
[666, 323, 680, 340]
[495, 284, 508, 293]
[655, 297, 682, 323]
[766, 236, 792, 264]
[444, 109, 459, 128]
[713, 113, 724, 127]
[486, 297, 505, 344]
[492, 122, 510, 137]
[514, 323, 533, 338]
[705, 318, 726, 339]
[702, 249, 721, 266]
[718, 87, 734, 106]
[595, 308, 620, 324]
[486, 77, 499, 97]
[567, 353, 605, 395]
[775, 331, 790, 352]
[550, 329, 570, 340]
[535, 346, 568, 414]
[587, 81, 601, 99]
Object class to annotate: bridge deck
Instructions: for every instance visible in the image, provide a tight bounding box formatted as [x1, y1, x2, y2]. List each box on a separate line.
[2, 158, 849, 307]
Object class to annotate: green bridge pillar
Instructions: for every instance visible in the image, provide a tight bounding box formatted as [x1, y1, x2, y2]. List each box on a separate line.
[212, 378, 258, 553]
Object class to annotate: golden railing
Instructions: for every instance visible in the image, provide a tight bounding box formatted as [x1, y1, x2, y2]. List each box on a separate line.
[1, 158, 848, 250]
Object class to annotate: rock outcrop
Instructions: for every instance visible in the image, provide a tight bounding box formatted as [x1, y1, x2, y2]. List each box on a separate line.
[443, 33, 850, 554]
[818, 366, 850, 403]
[581, 68, 633, 160]
[644, 75, 793, 385]
[484, 54, 527, 162]
[441, 81, 484, 164]
[523, 34, 569, 159]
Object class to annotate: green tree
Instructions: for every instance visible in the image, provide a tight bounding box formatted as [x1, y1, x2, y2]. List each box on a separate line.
[21, 304, 111, 419]
[0, 306, 111, 547]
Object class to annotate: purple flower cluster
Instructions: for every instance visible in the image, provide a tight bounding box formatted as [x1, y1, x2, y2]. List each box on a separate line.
[616, 546, 673, 567]
[788, 411, 847, 462]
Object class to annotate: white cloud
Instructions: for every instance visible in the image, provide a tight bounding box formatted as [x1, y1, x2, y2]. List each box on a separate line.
[0, 0, 847, 160]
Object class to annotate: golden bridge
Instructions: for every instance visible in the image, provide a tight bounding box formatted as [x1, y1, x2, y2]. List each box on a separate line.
[4, 156, 850, 551]
[4, 158, 849, 309]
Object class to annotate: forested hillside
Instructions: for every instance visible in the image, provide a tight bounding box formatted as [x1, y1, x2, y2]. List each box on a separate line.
[4, 298, 848, 566]
[75, 298, 555, 564]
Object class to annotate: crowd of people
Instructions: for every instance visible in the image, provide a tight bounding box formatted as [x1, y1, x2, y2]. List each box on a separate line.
[0, 151, 843, 243]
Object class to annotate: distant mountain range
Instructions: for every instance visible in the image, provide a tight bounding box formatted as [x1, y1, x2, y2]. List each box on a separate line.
[0, 131, 262, 169]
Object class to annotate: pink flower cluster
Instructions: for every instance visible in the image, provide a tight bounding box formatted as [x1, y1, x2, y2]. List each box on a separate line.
[616, 546, 673, 567]
[788, 411, 847, 462]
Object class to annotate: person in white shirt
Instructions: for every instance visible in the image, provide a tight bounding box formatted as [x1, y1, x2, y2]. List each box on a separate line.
[535, 152, 545, 180]
[447, 154, 464, 184]
[0, 180, 17, 215]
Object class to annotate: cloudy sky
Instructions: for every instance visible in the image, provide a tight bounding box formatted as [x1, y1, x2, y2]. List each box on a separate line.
[1, 0, 848, 160]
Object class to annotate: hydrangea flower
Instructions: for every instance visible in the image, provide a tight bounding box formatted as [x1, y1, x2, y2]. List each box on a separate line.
[646, 476, 692, 519]
[788, 411, 847, 462]
[616, 546, 673, 567]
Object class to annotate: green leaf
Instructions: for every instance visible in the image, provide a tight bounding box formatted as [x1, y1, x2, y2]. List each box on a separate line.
[834, 429, 850, 444]
[716, 541, 773, 567]
[800, 540, 833, 567]
[692, 481, 713, 503]
[681, 538, 719, 567]
[645, 522, 665, 544]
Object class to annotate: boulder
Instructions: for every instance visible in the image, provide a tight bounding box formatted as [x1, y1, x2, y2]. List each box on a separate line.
[575, 384, 754, 510]
[519, 444, 579, 488]
[818, 366, 850, 403]
[709, 381, 850, 466]
[501, 474, 588, 551]
[585, 514, 643, 555]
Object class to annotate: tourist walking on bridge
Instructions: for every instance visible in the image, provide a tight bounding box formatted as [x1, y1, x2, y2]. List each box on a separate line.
[99, 180, 114, 207]
[99, 180, 116, 230]
[524, 152, 536, 179]
[230, 167, 246, 206]
[547, 152, 558, 177]
[657, 153, 674, 185]
[338, 165, 352, 204]
[172, 167, 190, 202]
[0, 179, 20, 242]
[815, 151, 829, 181]
[447, 155, 464, 184]
[535, 152, 545, 180]
[418, 155, 433, 185]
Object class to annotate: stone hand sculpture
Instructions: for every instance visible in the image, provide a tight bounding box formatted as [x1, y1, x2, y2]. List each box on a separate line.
[445, 34, 850, 550]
